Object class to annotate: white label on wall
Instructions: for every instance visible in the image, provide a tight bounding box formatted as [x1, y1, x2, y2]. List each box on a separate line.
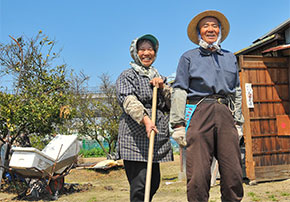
[245, 83, 254, 108]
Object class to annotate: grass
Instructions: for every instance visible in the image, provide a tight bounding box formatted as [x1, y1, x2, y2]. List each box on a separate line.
[247, 192, 260, 201]
[268, 194, 278, 201]
[87, 196, 97, 202]
[281, 192, 290, 196]
[1, 155, 290, 202]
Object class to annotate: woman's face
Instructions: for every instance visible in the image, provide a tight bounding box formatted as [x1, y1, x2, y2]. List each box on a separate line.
[137, 41, 156, 67]
[199, 17, 220, 44]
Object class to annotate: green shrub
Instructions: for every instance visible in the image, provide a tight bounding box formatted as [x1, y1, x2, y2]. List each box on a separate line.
[79, 148, 106, 157]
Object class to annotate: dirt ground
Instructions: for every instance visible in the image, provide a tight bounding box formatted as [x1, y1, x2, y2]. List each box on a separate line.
[0, 155, 290, 202]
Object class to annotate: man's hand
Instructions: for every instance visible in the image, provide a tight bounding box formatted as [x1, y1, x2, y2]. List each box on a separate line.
[172, 127, 187, 147]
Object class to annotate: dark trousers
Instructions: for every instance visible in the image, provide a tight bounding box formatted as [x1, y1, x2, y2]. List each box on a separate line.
[124, 160, 160, 202]
[186, 103, 244, 202]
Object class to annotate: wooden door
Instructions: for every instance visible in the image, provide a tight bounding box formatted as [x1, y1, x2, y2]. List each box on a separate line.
[239, 55, 290, 182]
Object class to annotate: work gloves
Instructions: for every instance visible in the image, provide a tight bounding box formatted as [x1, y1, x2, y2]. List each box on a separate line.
[172, 127, 187, 147]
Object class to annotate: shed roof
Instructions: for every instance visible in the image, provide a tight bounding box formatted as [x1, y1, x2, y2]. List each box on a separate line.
[235, 18, 290, 56]
[253, 19, 290, 43]
[235, 34, 276, 56]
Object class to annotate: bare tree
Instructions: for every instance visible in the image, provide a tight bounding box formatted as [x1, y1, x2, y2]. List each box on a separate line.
[66, 72, 121, 158]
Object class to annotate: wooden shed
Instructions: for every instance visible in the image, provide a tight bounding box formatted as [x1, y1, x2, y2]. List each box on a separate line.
[235, 19, 290, 183]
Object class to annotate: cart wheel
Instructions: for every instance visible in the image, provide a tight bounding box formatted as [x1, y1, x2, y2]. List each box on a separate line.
[48, 176, 64, 195]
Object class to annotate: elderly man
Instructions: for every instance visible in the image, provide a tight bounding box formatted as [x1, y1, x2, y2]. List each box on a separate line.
[170, 10, 244, 202]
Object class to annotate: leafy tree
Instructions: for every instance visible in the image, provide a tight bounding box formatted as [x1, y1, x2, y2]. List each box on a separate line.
[0, 31, 71, 149]
[67, 72, 122, 158]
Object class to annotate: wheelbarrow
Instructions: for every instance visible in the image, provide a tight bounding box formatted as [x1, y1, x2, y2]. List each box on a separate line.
[3, 135, 81, 200]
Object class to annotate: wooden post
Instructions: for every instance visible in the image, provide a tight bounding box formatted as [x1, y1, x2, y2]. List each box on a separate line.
[178, 146, 186, 180]
[210, 158, 219, 186]
[239, 55, 256, 183]
[288, 57, 290, 113]
[180, 146, 183, 172]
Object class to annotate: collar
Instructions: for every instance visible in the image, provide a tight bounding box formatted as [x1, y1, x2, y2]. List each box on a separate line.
[198, 47, 224, 56]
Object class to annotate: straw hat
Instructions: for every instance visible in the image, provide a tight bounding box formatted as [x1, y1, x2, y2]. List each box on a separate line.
[187, 10, 230, 45]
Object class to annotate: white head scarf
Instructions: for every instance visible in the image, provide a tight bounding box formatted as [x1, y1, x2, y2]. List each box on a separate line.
[129, 35, 160, 80]
[198, 24, 222, 51]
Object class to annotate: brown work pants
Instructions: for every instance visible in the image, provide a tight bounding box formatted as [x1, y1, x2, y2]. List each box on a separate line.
[186, 102, 243, 202]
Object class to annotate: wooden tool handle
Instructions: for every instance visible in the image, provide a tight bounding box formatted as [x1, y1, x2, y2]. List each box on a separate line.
[144, 86, 158, 202]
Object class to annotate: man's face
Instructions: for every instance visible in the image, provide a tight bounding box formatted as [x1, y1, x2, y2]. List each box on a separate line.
[199, 17, 220, 44]
[137, 41, 155, 67]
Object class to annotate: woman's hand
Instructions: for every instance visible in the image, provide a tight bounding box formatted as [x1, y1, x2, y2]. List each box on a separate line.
[150, 77, 164, 88]
[141, 115, 159, 138]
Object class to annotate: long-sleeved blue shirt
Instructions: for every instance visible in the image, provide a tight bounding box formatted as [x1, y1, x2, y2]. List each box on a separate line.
[173, 47, 240, 98]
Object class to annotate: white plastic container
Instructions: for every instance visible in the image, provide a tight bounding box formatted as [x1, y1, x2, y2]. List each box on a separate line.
[10, 147, 54, 169]
[42, 135, 80, 162]
[9, 135, 80, 177]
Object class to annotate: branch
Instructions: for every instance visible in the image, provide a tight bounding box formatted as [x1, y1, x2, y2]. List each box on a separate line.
[9, 35, 24, 95]
[9, 35, 23, 68]
[10, 123, 30, 145]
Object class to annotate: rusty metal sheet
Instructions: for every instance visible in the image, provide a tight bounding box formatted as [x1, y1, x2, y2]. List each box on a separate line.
[262, 44, 290, 53]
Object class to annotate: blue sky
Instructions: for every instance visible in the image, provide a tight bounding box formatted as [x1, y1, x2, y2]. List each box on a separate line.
[1, 0, 290, 91]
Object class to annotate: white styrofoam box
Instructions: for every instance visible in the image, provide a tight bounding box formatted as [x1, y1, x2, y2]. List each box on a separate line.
[9, 147, 54, 170]
[42, 135, 80, 162]
[9, 135, 81, 177]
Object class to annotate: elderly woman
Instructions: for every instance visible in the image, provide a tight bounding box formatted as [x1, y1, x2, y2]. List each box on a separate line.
[116, 34, 173, 202]
[170, 11, 244, 201]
